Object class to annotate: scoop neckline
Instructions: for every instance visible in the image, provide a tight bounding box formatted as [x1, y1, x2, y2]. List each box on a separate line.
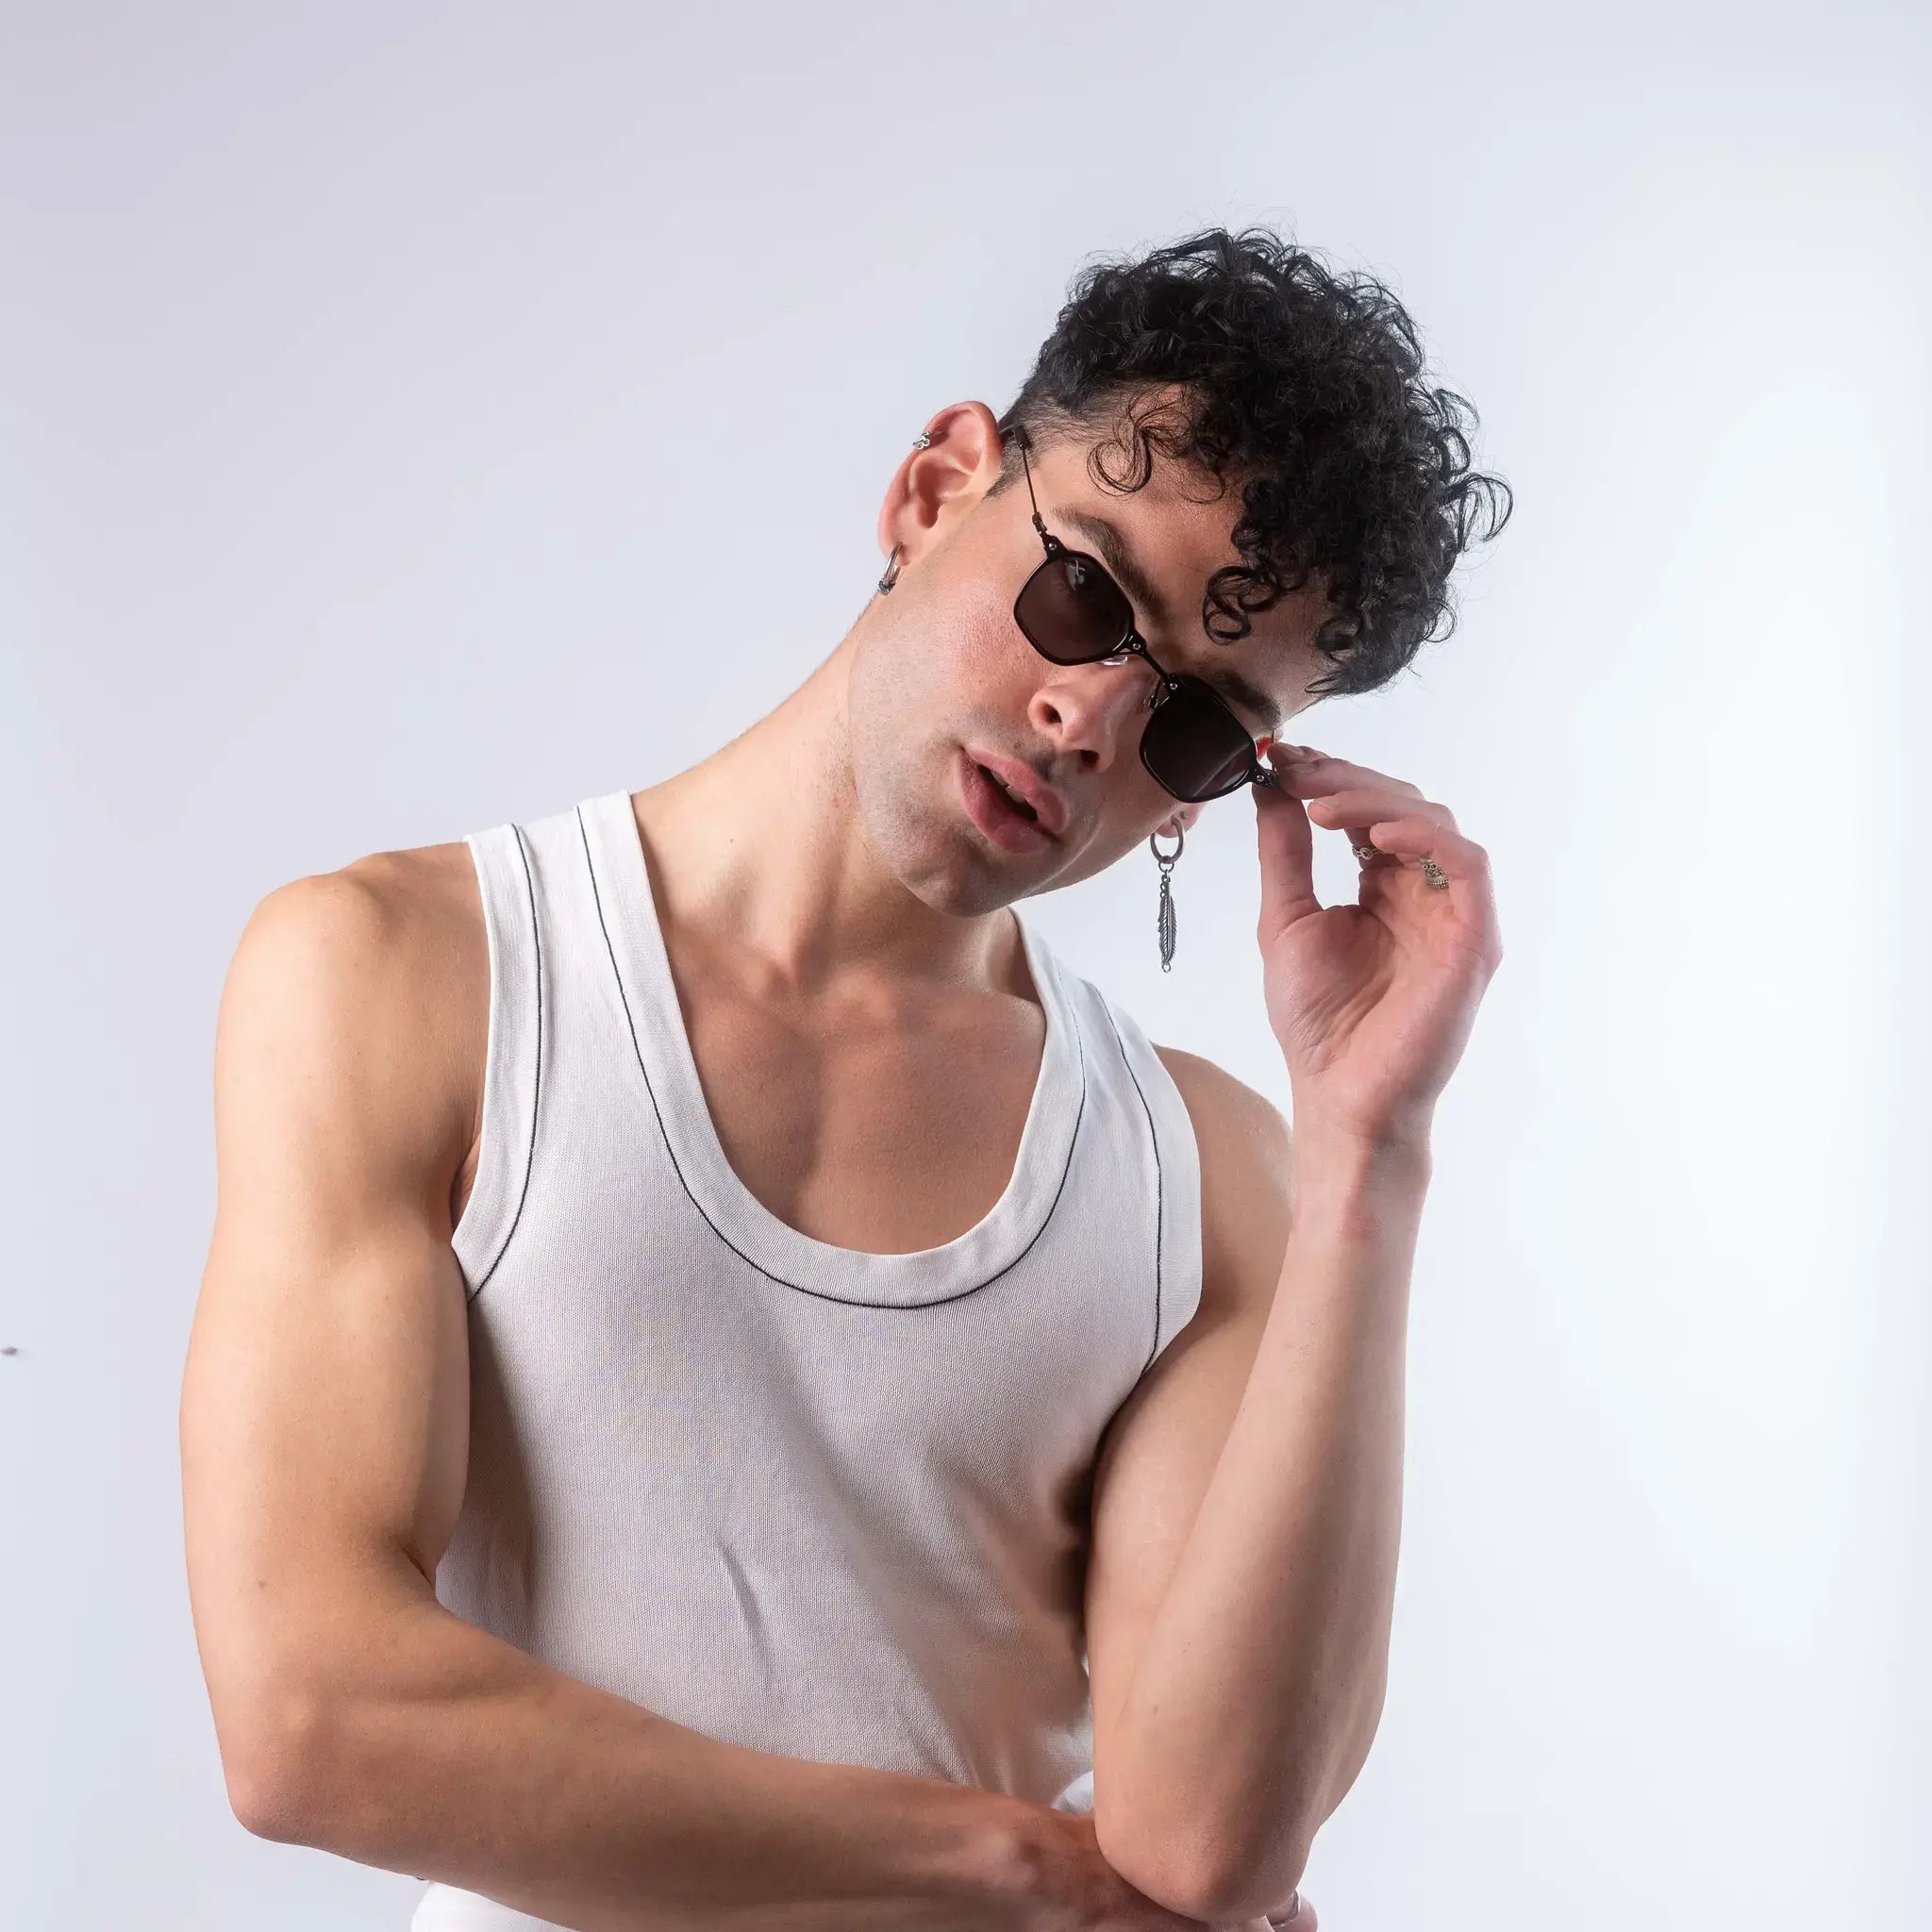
[575, 788, 1086, 1308]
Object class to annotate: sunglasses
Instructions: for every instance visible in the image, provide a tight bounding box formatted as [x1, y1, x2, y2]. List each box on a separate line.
[1010, 430, 1279, 804]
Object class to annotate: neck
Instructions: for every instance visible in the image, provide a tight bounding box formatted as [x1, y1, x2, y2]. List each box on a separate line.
[628, 631, 1022, 1004]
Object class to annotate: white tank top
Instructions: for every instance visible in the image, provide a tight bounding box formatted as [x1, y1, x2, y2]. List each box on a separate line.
[411, 789, 1204, 1931]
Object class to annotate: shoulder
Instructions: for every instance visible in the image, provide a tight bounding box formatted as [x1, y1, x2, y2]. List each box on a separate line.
[1151, 1043, 1294, 1315]
[217, 835, 488, 1185]
[1151, 1043, 1292, 1167]
[230, 836, 483, 1018]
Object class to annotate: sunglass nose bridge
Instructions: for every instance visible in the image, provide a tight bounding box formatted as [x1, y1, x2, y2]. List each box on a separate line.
[1130, 662, 1173, 711]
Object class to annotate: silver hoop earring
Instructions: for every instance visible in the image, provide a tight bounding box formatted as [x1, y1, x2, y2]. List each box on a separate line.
[1149, 820, 1184, 972]
[876, 434, 931, 592]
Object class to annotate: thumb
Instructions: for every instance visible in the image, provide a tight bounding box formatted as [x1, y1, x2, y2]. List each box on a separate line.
[1253, 743, 1320, 944]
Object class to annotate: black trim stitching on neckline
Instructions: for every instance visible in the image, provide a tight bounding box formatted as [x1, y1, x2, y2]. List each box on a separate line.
[466, 820, 542, 1303]
[575, 800, 1086, 1309]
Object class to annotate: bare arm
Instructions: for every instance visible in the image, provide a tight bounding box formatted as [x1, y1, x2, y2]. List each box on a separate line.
[181, 858, 1075, 1932]
[1083, 1049, 1424, 1924]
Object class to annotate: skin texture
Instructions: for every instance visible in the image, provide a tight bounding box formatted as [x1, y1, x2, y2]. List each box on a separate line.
[847, 398, 1327, 916]
[178, 391, 1503, 1931]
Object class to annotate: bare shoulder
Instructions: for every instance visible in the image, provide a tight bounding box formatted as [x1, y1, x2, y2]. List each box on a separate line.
[1151, 1043, 1293, 1167]
[1151, 1043, 1294, 1315]
[229, 833, 485, 1043]
[217, 832, 489, 1223]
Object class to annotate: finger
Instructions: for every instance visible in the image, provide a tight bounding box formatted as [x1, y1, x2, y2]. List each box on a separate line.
[1365, 814, 1482, 874]
[1253, 742, 1322, 941]
[1274, 747, 1424, 802]
[1305, 787, 1457, 837]
[1362, 815, 1504, 954]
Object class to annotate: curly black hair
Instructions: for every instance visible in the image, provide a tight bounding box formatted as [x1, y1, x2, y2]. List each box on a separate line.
[991, 225, 1513, 700]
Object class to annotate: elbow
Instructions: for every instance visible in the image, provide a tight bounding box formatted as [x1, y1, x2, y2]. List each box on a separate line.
[1174, 1824, 1313, 1928]
[1195, 1689, 1384, 1917]
[1095, 1801, 1312, 1926]
[1089, 1828, 1210, 1923]
[216, 1674, 345, 1847]
[1190, 1847, 1314, 1927]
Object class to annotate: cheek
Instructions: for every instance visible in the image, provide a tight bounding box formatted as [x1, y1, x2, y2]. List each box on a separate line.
[846, 584, 1014, 789]
[960, 591, 1032, 683]
[929, 598, 1047, 737]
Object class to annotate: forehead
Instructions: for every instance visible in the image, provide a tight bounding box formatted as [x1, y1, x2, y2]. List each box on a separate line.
[1028, 437, 1327, 726]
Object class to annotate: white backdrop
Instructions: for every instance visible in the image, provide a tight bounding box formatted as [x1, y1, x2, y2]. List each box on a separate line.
[3, 4, 1925, 1927]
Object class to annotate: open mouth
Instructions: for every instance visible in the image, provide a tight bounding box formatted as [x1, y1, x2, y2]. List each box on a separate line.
[976, 762, 1040, 823]
[959, 750, 1056, 852]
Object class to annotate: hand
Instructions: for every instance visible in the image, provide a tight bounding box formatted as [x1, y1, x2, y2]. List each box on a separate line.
[1253, 741, 1503, 1146]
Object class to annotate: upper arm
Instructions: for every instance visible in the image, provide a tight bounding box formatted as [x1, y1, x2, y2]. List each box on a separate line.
[1084, 1045, 1294, 1791]
[179, 851, 485, 1826]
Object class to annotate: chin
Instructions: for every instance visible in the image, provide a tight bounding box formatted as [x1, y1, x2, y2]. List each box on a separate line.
[929, 871, 1035, 919]
[860, 788, 1037, 921]
[891, 832, 1036, 921]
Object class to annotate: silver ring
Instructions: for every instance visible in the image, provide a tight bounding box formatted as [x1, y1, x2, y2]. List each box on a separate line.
[1352, 840, 1450, 891]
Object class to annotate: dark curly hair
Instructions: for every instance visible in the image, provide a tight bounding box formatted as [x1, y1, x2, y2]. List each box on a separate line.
[991, 225, 1512, 700]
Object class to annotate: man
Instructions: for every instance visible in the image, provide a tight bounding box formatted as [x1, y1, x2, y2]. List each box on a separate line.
[180, 225, 1508, 1932]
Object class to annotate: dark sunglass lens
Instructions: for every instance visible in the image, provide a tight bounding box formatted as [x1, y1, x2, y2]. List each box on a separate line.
[1144, 684, 1256, 800]
[1014, 552, 1135, 664]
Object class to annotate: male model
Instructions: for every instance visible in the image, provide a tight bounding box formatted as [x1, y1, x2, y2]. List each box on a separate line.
[181, 225, 1509, 1932]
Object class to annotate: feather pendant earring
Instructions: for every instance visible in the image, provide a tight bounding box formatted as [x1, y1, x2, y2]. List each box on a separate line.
[1149, 820, 1184, 972]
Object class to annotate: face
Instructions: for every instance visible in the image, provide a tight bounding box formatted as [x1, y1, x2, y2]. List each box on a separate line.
[846, 401, 1330, 918]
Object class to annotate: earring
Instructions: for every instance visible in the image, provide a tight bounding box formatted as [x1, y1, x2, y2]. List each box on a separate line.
[1149, 819, 1185, 972]
[876, 433, 932, 593]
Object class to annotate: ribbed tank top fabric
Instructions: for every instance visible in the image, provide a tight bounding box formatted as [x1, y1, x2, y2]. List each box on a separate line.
[410, 790, 1204, 1931]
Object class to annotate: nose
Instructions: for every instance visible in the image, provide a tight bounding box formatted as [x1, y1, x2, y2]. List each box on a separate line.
[1026, 658, 1158, 774]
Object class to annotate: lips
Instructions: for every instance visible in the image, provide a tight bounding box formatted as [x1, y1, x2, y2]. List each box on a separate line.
[958, 748, 1059, 853]
[965, 748, 1067, 838]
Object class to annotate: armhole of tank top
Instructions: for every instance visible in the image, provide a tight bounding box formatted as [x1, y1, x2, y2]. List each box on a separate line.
[1099, 998, 1206, 1372]
[449, 822, 542, 1304]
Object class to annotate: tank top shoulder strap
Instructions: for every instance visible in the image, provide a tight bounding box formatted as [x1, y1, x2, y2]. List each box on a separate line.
[449, 816, 544, 1299]
[1013, 929, 1206, 1366]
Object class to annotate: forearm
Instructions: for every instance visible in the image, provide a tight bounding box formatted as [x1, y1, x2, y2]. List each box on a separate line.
[1100, 1129, 1428, 1919]
[237, 1584, 1047, 1932]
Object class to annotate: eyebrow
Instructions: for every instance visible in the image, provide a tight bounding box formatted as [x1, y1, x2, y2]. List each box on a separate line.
[1056, 508, 1284, 732]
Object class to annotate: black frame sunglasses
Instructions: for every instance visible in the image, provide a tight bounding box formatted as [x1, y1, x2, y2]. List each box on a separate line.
[1009, 430, 1279, 805]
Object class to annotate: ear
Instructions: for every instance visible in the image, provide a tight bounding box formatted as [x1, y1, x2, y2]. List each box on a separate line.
[876, 401, 1004, 567]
